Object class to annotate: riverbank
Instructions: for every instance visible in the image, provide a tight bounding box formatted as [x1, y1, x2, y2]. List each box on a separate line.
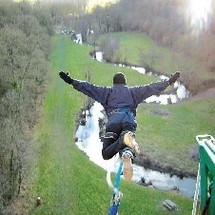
[135, 87, 215, 178]
[89, 32, 215, 95]
[76, 97, 198, 180]
[135, 153, 197, 178]
[73, 32, 215, 176]
[75, 101, 196, 198]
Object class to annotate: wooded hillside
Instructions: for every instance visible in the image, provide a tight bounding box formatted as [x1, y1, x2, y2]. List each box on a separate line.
[79, 0, 215, 69]
[0, 1, 53, 211]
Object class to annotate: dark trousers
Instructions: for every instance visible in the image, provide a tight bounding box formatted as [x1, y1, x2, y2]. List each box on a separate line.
[102, 122, 135, 160]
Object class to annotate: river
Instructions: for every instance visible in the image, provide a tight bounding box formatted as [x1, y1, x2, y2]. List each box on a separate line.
[95, 51, 190, 104]
[74, 49, 196, 198]
[75, 102, 196, 198]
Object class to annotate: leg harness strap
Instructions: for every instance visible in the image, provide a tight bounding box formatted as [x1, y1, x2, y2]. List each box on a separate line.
[104, 132, 118, 140]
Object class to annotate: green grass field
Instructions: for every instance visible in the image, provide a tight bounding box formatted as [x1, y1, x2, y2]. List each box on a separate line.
[91, 31, 215, 174]
[96, 32, 213, 83]
[28, 35, 202, 214]
[136, 99, 215, 174]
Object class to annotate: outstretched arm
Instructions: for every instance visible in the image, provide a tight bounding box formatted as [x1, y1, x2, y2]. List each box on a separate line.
[168, 71, 180, 85]
[59, 71, 109, 104]
[59, 71, 74, 84]
[131, 71, 181, 104]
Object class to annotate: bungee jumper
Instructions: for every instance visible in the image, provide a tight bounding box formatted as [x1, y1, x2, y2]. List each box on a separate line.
[59, 70, 180, 181]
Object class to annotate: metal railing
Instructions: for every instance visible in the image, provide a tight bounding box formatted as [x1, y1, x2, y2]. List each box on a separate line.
[194, 134, 215, 215]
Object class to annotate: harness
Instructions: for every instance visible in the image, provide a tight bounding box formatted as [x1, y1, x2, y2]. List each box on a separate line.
[105, 86, 136, 117]
[107, 108, 134, 117]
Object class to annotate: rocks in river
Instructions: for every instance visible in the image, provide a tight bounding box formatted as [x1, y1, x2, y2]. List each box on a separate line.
[138, 177, 154, 188]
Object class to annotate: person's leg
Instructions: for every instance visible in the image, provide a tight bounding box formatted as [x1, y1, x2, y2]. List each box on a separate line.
[120, 123, 140, 181]
[102, 123, 124, 160]
[120, 122, 140, 155]
[121, 148, 134, 181]
[102, 122, 139, 159]
[102, 131, 119, 160]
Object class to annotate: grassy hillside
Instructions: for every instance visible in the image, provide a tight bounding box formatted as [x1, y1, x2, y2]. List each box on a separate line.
[94, 32, 215, 96]
[92, 32, 215, 174]
[30, 35, 194, 214]
[97, 32, 210, 77]
[136, 99, 215, 174]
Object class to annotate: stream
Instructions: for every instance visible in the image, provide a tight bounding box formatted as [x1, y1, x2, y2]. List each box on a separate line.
[75, 102, 196, 198]
[95, 51, 190, 104]
[75, 48, 196, 198]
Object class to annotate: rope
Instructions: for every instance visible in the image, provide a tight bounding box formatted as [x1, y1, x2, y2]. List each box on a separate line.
[108, 161, 123, 215]
[114, 161, 123, 190]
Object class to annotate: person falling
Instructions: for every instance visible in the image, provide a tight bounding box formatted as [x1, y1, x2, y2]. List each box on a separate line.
[59, 70, 180, 181]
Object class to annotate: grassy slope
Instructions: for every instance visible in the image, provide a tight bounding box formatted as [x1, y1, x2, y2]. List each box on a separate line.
[136, 99, 215, 173]
[31, 35, 193, 214]
[97, 32, 215, 174]
[98, 32, 213, 80]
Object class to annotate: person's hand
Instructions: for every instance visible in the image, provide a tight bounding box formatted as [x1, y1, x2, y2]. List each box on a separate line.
[59, 71, 73, 84]
[168, 71, 180, 85]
